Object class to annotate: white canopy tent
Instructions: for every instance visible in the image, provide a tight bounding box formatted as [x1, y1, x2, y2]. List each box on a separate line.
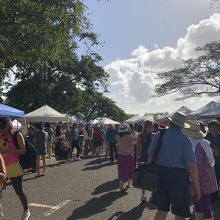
[125, 114, 142, 123]
[135, 114, 154, 124]
[90, 117, 119, 125]
[189, 101, 220, 119]
[98, 118, 120, 125]
[25, 105, 68, 123]
[174, 106, 193, 115]
[125, 114, 154, 124]
[90, 118, 100, 125]
[12, 119, 22, 131]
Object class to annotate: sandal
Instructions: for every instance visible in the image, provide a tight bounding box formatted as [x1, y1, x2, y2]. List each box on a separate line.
[125, 184, 131, 190]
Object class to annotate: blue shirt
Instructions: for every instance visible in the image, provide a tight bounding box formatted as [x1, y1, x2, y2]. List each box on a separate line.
[148, 126, 195, 168]
[106, 128, 117, 143]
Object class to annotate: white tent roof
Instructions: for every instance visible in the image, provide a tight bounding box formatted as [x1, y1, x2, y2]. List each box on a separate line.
[12, 119, 22, 131]
[90, 117, 119, 125]
[174, 106, 193, 115]
[25, 105, 68, 123]
[125, 114, 142, 123]
[189, 101, 220, 118]
[133, 114, 154, 124]
[90, 119, 100, 125]
[98, 118, 120, 125]
[125, 114, 154, 124]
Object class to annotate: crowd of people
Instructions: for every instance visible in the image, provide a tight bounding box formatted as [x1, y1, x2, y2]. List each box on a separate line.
[0, 113, 220, 220]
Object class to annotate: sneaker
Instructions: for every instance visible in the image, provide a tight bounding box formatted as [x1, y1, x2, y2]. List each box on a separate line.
[21, 209, 30, 220]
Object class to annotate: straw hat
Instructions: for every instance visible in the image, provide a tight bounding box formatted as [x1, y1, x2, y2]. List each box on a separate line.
[118, 123, 130, 133]
[182, 120, 205, 139]
[166, 111, 190, 128]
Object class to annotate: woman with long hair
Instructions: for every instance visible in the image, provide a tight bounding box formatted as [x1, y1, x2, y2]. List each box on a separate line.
[34, 123, 48, 177]
[0, 117, 30, 220]
[137, 120, 154, 202]
[137, 120, 154, 163]
[116, 123, 137, 191]
[83, 124, 94, 156]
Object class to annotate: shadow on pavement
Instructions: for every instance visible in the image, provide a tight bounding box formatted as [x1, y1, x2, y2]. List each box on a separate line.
[46, 158, 75, 168]
[67, 191, 127, 220]
[92, 179, 119, 195]
[84, 157, 109, 166]
[82, 161, 116, 171]
[107, 203, 147, 220]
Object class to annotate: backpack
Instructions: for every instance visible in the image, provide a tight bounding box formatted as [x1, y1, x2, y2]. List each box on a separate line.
[12, 132, 37, 170]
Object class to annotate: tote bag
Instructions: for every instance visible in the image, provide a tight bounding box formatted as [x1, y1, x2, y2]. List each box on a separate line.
[132, 129, 166, 192]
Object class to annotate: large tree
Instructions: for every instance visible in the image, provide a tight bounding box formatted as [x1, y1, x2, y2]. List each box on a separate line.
[6, 53, 108, 112]
[78, 91, 128, 122]
[1, 1, 129, 120]
[1, 1, 107, 109]
[7, 81, 128, 122]
[0, 0, 100, 85]
[155, 41, 220, 100]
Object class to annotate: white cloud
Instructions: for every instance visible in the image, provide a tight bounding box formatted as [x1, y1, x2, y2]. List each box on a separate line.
[104, 13, 220, 114]
[153, 43, 159, 49]
[177, 13, 220, 59]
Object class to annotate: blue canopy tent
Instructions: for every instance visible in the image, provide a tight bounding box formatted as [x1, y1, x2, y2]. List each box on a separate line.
[0, 103, 25, 118]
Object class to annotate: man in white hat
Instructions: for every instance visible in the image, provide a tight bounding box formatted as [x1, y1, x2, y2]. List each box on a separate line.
[148, 111, 201, 220]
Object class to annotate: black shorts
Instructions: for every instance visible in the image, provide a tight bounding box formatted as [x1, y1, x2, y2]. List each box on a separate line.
[157, 166, 191, 218]
[93, 139, 102, 148]
[36, 146, 46, 155]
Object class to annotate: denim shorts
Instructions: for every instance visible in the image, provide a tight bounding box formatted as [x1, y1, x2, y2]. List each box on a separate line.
[157, 166, 191, 218]
[36, 146, 46, 155]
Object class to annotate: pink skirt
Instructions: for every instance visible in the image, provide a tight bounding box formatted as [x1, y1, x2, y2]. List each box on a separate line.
[117, 154, 134, 182]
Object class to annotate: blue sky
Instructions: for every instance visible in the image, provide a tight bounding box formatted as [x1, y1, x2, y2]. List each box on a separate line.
[84, 0, 217, 65]
[82, 0, 220, 114]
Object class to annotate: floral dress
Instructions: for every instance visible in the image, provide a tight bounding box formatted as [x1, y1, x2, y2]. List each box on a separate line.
[195, 144, 218, 195]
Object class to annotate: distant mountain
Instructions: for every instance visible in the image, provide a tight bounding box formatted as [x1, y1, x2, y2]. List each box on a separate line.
[190, 101, 220, 116]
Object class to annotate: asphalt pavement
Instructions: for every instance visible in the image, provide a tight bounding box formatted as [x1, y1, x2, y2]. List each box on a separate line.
[1, 156, 220, 220]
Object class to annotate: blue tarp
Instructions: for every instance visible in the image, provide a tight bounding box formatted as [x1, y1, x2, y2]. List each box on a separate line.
[0, 103, 25, 118]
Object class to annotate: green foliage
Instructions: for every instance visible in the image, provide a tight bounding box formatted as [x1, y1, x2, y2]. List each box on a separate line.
[1, 0, 128, 120]
[7, 83, 128, 121]
[155, 41, 220, 100]
[76, 91, 128, 122]
[0, 0, 98, 81]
